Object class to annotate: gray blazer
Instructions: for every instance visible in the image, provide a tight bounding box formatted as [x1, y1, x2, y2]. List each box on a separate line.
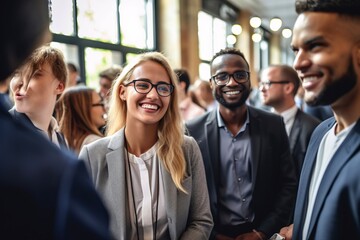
[79, 128, 213, 240]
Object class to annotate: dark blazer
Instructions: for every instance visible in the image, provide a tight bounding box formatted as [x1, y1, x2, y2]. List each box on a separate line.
[8, 108, 68, 150]
[292, 118, 360, 240]
[289, 109, 320, 176]
[186, 106, 298, 238]
[0, 101, 111, 240]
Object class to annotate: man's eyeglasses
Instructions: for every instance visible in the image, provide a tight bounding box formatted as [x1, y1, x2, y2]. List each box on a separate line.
[210, 70, 250, 86]
[259, 81, 290, 90]
[124, 79, 174, 97]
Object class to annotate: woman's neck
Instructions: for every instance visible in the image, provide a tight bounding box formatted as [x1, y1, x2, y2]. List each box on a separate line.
[125, 124, 158, 157]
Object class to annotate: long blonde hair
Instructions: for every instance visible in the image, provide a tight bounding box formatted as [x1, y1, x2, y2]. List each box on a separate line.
[106, 52, 186, 192]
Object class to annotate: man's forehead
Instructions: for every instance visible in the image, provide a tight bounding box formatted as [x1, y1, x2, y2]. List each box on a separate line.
[212, 54, 248, 70]
[292, 12, 338, 43]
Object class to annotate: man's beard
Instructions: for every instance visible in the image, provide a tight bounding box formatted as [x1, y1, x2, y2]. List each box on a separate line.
[214, 83, 250, 110]
[307, 59, 357, 106]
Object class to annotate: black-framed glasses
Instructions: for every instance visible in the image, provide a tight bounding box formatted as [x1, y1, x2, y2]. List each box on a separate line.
[259, 80, 290, 90]
[92, 102, 105, 108]
[124, 79, 174, 97]
[210, 70, 250, 86]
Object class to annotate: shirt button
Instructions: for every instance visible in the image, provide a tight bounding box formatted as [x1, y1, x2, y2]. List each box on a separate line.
[232, 138, 236, 142]
[242, 198, 246, 202]
[238, 178, 242, 182]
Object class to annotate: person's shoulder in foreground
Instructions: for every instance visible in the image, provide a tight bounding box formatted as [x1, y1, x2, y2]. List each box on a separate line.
[280, 0, 360, 239]
[0, 102, 111, 239]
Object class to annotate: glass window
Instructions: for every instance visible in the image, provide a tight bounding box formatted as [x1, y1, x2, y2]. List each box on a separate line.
[85, 48, 122, 90]
[199, 63, 211, 80]
[77, 0, 118, 43]
[198, 11, 228, 61]
[119, 0, 155, 49]
[50, 42, 79, 66]
[50, 0, 74, 35]
[126, 53, 140, 64]
[213, 18, 227, 54]
[198, 11, 229, 80]
[198, 11, 213, 61]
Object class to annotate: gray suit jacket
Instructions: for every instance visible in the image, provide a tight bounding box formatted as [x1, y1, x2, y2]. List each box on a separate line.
[79, 128, 213, 240]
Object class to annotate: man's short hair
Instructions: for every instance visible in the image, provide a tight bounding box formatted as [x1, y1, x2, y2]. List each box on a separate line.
[174, 69, 191, 93]
[67, 62, 78, 73]
[295, 0, 360, 15]
[277, 65, 301, 96]
[210, 48, 250, 70]
[99, 66, 123, 82]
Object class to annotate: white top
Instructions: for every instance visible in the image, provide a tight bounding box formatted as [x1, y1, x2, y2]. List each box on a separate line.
[276, 104, 298, 136]
[37, 116, 61, 147]
[126, 143, 169, 240]
[302, 122, 356, 239]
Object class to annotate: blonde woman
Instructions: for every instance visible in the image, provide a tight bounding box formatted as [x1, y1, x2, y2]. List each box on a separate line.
[79, 52, 213, 240]
[57, 86, 106, 155]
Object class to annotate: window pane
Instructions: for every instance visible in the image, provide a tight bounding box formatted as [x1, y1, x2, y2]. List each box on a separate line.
[126, 53, 139, 64]
[85, 48, 122, 91]
[199, 63, 211, 80]
[77, 0, 118, 43]
[213, 18, 227, 55]
[198, 11, 213, 61]
[50, 0, 74, 35]
[119, 0, 154, 49]
[50, 42, 79, 66]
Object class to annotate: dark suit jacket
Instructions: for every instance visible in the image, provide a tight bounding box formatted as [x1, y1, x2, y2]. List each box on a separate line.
[289, 109, 320, 176]
[0, 101, 111, 240]
[186, 106, 298, 238]
[293, 118, 360, 240]
[8, 108, 68, 150]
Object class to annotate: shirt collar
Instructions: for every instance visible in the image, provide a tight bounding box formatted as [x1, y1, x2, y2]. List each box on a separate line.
[216, 106, 250, 128]
[277, 104, 298, 124]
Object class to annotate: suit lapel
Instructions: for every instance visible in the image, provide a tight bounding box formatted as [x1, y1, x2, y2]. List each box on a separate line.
[161, 163, 178, 240]
[289, 110, 301, 152]
[248, 107, 261, 186]
[293, 120, 334, 239]
[307, 120, 360, 238]
[205, 111, 219, 188]
[106, 129, 128, 238]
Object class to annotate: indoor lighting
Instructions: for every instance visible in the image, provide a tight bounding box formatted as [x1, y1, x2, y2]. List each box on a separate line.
[252, 32, 262, 43]
[270, 17, 282, 31]
[231, 24, 242, 35]
[250, 16, 262, 28]
[282, 28, 292, 38]
[227, 35, 237, 45]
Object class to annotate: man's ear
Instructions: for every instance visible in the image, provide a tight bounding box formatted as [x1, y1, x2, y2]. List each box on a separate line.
[284, 82, 294, 95]
[208, 79, 214, 90]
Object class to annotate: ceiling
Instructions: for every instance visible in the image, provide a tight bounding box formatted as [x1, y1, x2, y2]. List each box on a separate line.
[228, 0, 298, 31]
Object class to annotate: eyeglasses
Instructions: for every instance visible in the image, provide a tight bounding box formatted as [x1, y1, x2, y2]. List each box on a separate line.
[92, 102, 105, 108]
[210, 70, 250, 86]
[259, 80, 290, 90]
[124, 79, 174, 97]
